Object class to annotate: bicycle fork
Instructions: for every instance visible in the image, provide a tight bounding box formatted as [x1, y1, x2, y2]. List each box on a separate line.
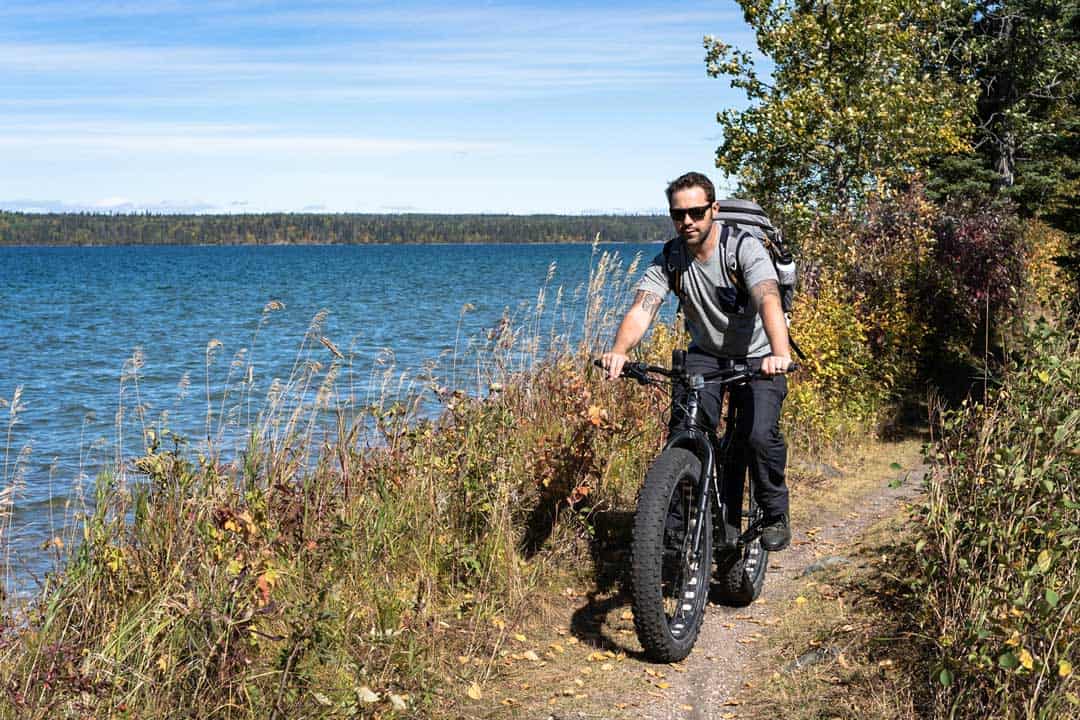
[668, 387, 718, 569]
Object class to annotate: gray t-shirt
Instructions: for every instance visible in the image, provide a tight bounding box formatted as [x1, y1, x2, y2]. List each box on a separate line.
[635, 224, 779, 358]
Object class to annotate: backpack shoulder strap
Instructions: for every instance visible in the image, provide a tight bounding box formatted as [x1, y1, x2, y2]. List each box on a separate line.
[661, 236, 690, 297]
[723, 224, 751, 291]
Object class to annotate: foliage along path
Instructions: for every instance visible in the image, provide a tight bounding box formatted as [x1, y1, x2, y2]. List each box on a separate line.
[472, 438, 926, 719]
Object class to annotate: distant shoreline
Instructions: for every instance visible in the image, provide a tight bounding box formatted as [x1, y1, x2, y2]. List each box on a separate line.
[0, 239, 661, 248]
[0, 211, 670, 247]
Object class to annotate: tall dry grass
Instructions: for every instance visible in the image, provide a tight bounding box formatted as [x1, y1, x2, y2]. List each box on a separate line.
[0, 246, 679, 719]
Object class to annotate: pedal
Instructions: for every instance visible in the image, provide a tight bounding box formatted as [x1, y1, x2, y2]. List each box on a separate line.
[717, 520, 741, 549]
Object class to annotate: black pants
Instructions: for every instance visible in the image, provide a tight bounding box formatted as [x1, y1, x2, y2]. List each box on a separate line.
[668, 349, 789, 521]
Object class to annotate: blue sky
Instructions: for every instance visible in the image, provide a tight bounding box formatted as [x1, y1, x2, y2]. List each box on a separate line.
[0, 1, 757, 214]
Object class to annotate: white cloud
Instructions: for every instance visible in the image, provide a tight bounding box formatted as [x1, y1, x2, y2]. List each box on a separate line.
[0, 198, 224, 213]
[92, 196, 133, 208]
[0, 122, 502, 156]
[0, 40, 703, 85]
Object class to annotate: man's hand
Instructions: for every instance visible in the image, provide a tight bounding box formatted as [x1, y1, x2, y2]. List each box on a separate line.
[601, 351, 630, 380]
[760, 355, 792, 376]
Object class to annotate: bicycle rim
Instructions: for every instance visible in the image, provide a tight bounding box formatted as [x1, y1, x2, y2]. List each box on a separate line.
[659, 473, 710, 641]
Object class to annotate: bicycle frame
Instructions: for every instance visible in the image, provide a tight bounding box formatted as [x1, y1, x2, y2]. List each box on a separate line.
[663, 359, 769, 558]
[595, 352, 790, 559]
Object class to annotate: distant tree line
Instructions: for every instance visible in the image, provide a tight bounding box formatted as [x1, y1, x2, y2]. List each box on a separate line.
[0, 212, 672, 246]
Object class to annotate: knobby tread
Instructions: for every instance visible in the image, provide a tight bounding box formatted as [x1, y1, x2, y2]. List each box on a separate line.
[711, 479, 769, 607]
[631, 448, 711, 663]
[713, 549, 764, 606]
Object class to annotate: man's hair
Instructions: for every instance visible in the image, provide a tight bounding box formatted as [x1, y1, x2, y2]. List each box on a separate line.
[665, 172, 716, 205]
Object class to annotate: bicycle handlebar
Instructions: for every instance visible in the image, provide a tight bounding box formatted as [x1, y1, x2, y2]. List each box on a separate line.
[592, 358, 799, 386]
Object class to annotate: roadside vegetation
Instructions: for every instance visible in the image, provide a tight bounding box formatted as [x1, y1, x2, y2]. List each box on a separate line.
[705, 0, 1078, 717]
[914, 319, 1079, 717]
[0, 0, 1076, 718]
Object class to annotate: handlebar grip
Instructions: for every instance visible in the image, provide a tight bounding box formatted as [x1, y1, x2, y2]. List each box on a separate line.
[592, 358, 651, 384]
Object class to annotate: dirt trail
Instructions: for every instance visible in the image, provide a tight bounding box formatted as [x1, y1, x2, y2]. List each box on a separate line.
[493, 446, 926, 720]
[632, 459, 925, 720]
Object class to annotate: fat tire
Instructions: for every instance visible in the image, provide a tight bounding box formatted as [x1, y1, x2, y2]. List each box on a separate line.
[713, 545, 767, 606]
[712, 478, 769, 607]
[631, 448, 712, 663]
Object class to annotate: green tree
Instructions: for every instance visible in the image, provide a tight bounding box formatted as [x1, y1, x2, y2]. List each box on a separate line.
[929, 0, 1079, 234]
[706, 0, 976, 212]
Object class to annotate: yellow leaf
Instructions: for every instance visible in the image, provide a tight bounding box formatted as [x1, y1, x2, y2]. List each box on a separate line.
[156, 654, 170, 672]
[549, 643, 565, 654]
[795, 596, 807, 606]
[1060, 660, 1072, 678]
[237, 511, 258, 535]
[223, 519, 240, 533]
[456, 655, 470, 665]
[1006, 630, 1021, 647]
[620, 610, 633, 620]
[467, 682, 483, 700]
[656, 682, 671, 689]
[1020, 649, 1034, 671]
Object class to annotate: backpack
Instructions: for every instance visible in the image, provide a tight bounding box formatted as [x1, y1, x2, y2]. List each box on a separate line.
[661, 199, 805, 359]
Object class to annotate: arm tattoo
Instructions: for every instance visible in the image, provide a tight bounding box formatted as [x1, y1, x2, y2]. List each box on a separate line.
[635, 290, 663, 319]
[750, 280, 780, 311]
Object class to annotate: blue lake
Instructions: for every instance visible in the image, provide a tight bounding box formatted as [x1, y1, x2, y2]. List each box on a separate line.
[0, 242, 665, 593]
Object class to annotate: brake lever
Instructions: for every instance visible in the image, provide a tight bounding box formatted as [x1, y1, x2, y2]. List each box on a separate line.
[623, 363, 652, 386]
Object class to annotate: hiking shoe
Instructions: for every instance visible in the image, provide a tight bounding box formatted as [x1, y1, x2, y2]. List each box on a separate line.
[761, 514, 791, 551]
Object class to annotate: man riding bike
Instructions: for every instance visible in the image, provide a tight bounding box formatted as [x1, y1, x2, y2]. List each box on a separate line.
[601, 171, 793, 551]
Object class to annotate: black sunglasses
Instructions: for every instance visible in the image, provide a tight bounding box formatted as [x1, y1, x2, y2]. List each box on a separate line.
[669, 204, 712, 222]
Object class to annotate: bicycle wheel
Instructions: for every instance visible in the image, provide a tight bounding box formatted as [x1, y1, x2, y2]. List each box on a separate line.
[713, 470, 769, 607]
[631, 447, 712, 662]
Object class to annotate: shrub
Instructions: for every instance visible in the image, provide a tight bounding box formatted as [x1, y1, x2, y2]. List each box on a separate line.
[912, 316, 1079, 718]
[785, 186, 936, 445]
[926, 199, 1029, 357]
[1021, 219, 1073, 317]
